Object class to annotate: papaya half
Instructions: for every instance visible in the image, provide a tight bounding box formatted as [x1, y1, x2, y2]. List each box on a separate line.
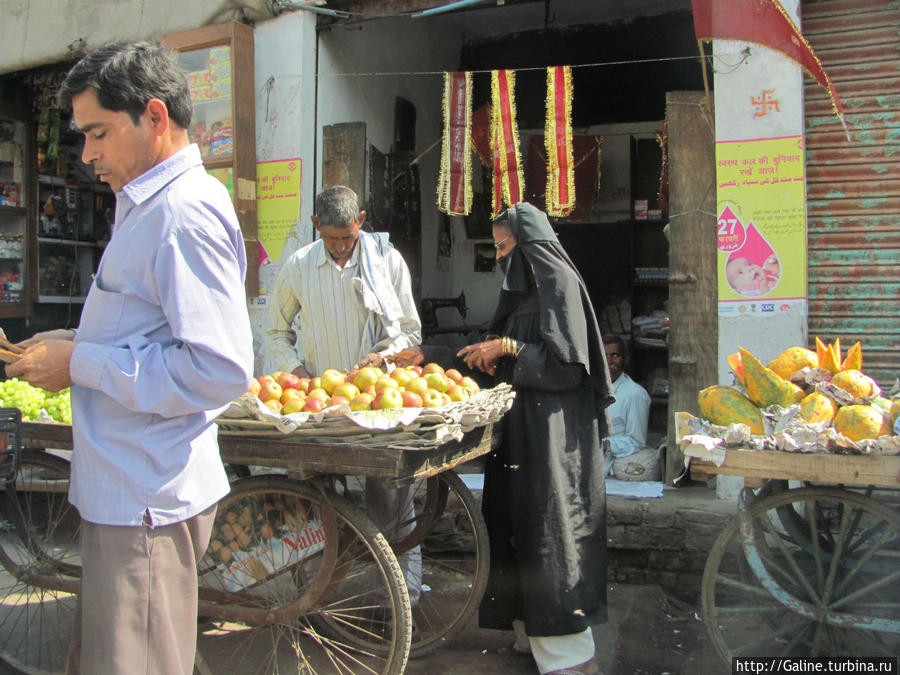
[740, 347, 805, 409]
[698, 385, 765, 435]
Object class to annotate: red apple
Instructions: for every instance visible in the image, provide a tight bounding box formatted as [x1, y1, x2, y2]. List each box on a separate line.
[309, 377, 322, 391]
[401, 390, 423, 408]
[275, 371, 303, 391]
[421, 389, 444, 408]
[297, 377, 311, 394]
[327, 395, 350, 407]
[258, 379, 283, 403]
[445, 368, 464, 384]
[425, 372, 450, 393]
[349, 393, 374, 411]
[408, 365, 423, 376]
[422, 362, 445, 375]
[302, 397, 325, 413]
[373, 387, 404, 409]
[320, 369, 346, 395]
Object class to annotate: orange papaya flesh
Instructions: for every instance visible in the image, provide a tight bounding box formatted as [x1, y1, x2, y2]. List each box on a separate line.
[816, 338, 840, 374]
[740, 347, 802, 408]
[830, 338, 841, 371]
[727, 352, 745, 386]
[834, 405, 891, 442]
[816, 337, 829, 368]
[841, 341, 862, 371]
[767, 346, 818, 380]
[698, 385, 765, 435]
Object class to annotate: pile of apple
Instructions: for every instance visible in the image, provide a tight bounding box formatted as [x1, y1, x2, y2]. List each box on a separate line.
[248, 363, 481, 415]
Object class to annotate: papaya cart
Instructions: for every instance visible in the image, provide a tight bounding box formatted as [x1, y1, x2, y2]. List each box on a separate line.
[0, 384, 514, 675]
[675, 413, 900, 665]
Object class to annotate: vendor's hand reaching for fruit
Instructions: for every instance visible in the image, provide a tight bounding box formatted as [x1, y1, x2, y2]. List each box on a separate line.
[6, 339, 75, 392]
[457, 339, 502, 376]
[354, 352, 385, 369]
[389, 347, 425, 368]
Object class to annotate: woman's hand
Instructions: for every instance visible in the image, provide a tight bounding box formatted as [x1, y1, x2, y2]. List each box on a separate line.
[457, 339, 502, 376]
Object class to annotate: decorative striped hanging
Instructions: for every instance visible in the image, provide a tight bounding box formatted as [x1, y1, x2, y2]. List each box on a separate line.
[490, 69, 524, 215]
[436, 71, 473, 215]
[544, 65, 575, 217]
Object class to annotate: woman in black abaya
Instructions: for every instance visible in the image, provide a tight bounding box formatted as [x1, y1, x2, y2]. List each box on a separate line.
[396, 202, 613, 675]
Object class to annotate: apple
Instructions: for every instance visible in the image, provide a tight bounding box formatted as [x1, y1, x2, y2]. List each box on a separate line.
[320, 369, 346, 395]
[302, 397, 325, 413]
[374, 376, 400, 393]
[333, 382, 360, 400]
[445, 368, 464, 384]
[276, 371, 303, 391]
[446, 383, 469, 402]
[440, 392, 452, 406]
[349, 393, 374, 411]
[460, 376, 480, 394]
[258, 374, 275, 386]
[406, 376, 429, 396]
[352, 366, 382, 391]
[280, 388, 305, 405]
[296, 377, 311, 394]
[327, 395, 350, 407]
[425, 372, 450, 393]
[282, 397, 307, 414]
[373, 387, 404, 409]
[264, 399, 284, 414]
[363, 384, 377, 396]
[422, 362, 444, 375]
[258, 379, 283, 403]
[248, 378, 261, 396]
[309, 377, 322, 391]
[408, 365, 423, 376]
[421, 389, 444, 408]
[271, 371, 284, 381]
[401, 390, 423, 408]
[390, 368, 413, 387]
[306, 387, 329, 402]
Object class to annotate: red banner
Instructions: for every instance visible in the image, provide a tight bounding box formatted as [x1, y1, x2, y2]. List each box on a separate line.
[437, 71, 473, 215]
[691, 0, 845, 124]
[545, 66, 575, 217]
[490, 70, 524, 215]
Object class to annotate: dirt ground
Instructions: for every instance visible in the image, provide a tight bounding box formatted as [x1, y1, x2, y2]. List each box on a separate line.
[404, 583, 730, 675]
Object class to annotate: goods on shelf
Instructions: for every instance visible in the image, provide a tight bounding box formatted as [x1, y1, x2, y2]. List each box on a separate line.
[681, 339, 900, 457]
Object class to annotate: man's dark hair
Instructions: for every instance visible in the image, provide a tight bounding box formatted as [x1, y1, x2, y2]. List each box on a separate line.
[315, 186, 360, 228]
[602, 334, 626, 351]
[57, 41, 192, 129]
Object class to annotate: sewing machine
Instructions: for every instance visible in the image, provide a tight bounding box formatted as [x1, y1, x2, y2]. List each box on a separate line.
[420, 292, 468, 335]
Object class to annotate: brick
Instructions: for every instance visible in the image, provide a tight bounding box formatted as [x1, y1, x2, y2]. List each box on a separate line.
[608, 500, 643, 525]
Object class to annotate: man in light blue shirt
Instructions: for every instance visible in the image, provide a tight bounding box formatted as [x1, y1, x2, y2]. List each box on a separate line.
[9, 42, 253, 674]
[602, 335, 655, 479]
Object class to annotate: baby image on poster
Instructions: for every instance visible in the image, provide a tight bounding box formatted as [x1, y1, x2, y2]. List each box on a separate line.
[724, 223, 782, 297]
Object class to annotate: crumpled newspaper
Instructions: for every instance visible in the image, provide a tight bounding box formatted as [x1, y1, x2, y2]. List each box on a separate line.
[217, 383, 516, 449]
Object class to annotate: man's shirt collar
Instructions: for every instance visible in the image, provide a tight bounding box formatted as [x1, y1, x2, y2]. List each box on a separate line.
[121, 144, 203, 205]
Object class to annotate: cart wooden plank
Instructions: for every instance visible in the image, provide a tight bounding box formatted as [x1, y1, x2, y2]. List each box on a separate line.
[20, 420, 498, 487]
[689, 448, 900, 487]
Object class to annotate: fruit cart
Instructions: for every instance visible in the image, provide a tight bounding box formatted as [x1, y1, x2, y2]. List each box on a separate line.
[0, 384, 513, 675]
[682, 443, 900, 664]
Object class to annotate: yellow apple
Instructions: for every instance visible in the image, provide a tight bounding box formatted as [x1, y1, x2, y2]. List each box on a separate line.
[306, 387, 329, 402]
[390, 367, 413, 387]
[349, 393, 374, 411]
[248, 378, 261, 396]
[446, 383, 468, 402]
[425, 372, 450, 393]
[309, 376, 322, 391]
[406, 376, 429, 396]
[258, 379, 283, 403]
[264, 399, 284, 414]
[460, 376, 480, 394]
[332, 382, 360, 400]
[374, 376, 400, 393]
[421, 389, 444, 408]
[280, 388, 305, 405]
[373, 387, 404, 409]
[352, 366, 382, 391]
[282, 397, 306, 414]
[422, 362, 445, 375]
[320, 369, 346, 395]
[445, 368, 464, 384]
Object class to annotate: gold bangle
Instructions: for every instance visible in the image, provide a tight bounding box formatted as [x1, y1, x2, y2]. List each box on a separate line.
[514, 341, 524, 358]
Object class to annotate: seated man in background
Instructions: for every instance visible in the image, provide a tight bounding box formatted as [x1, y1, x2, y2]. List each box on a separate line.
[603, 335, 659, 481]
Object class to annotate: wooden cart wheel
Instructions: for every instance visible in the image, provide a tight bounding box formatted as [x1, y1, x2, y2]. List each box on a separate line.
[386, 471, 490, 657]
[0, 450, 80, 675]
[196, 475, 411, 675]
[701, 486, 900, 663]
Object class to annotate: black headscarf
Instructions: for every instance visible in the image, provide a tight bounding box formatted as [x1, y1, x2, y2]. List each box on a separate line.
[489, 202, 614, 409]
